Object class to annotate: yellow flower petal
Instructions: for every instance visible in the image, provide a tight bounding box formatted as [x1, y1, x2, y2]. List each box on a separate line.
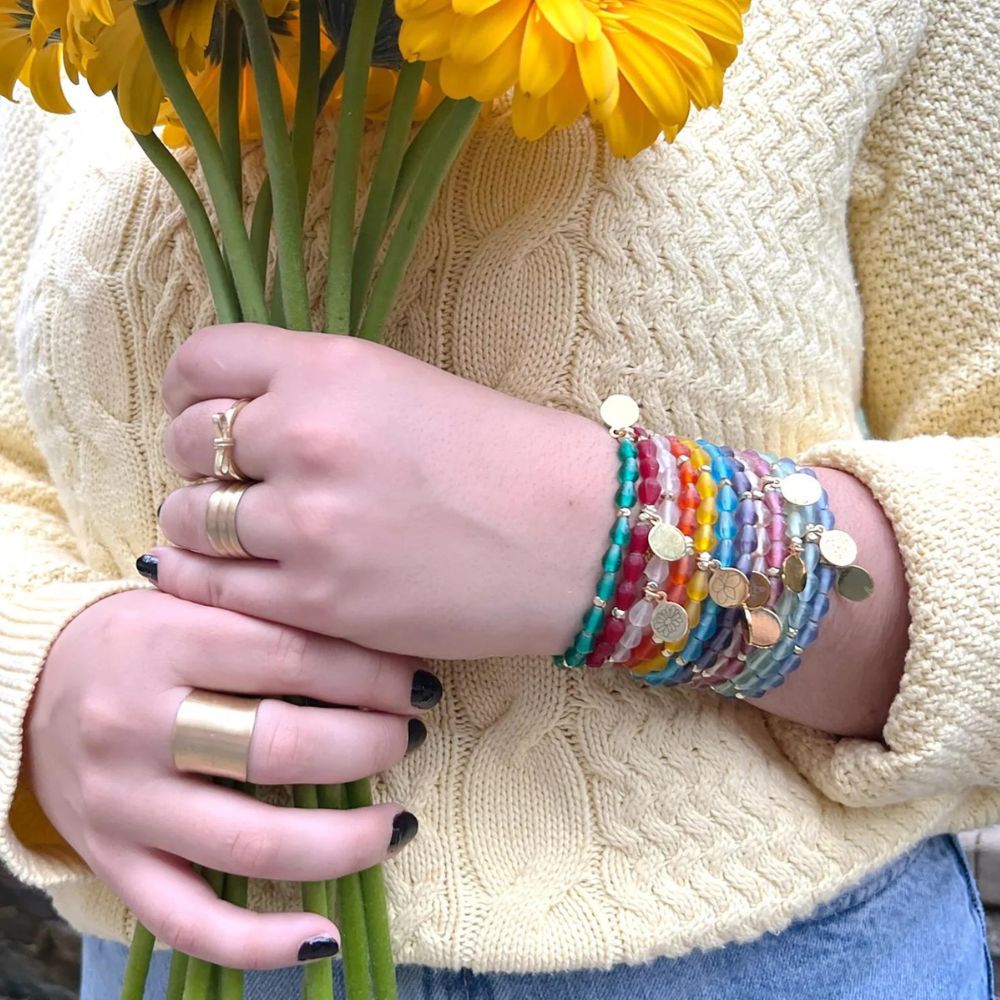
[34, 0, 67, 38]
[452, 0, 503, 15]
[174, 0, 216, 74]
[117, 36, 162, 132]
[25, 44, 72, 113]
[611, 29, 690, 129]
[519, 7, 571, 97]
[544, 53, 587, 128]
[575, 31, 616, 105]
[535, 0, 599, 44]
[600, 75, 661, 157]
[450, 0, 530, 65]
[511, 85, 553, 139]
[0, 35, 29, 100]
[671, 51, 723, 108]
[440, 11, 523, 101]
[661, 0, 743, 44]
[397, 0, 449, 18]
[399, 6, 456, 62]
[622, 4, 713, 67]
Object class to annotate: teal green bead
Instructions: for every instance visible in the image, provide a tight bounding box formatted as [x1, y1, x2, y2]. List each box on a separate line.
[609, 518, 631, 546]
[603, 544, 624, 573]
[563, 650, 586, 668]
[596, 572, 617, 602]
[618, 458, 639, 483]
[615, 483, 637, 508]
[575, 632, 596, 654]
[583, 605, 605, 633]
[771, 636, 798, 660]
[618, 439, 638, 460]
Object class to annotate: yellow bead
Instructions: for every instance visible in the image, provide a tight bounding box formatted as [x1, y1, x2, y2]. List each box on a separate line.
[697, 470, 718, 499]
[696, 497, 719, 525]
[687, 570, 710, 603]
[690, 446, 711, 471]
[664, 638, 687, 654]
[686, 601, 702, 629]
[694, 524, 716, 552]
[635, 653, 667, 674]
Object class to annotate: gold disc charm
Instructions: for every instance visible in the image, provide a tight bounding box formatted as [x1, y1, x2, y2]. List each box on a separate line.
[600, 394, 640, 432]
[649, 522, 687, 561]
[745, 607, 782, 648]
[780, 472, 823, 508]
[782, 553, 807, 593]
[651, 601, 689, 644]
[837, 565, 875, 602]
[708, 568, 750, 608]
[746, 572, 772, 610]
[819, 529, 858, 568]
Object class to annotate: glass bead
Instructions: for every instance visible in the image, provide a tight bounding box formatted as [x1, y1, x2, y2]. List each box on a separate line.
[818, 508, 835, 530]
[738, 523, 757, 551]
[697, 470, 718, 499]
[814, 593, 831, 619]
[697, 497, 719, 525]
[609, 519, 631, 546]
[618, 458, 639, 483]
[646, 558, 668, 585]
[776, 458, 797, 476]
[771, 636, 797, 660]
[614, 581, 640, 609]
[586, 645, 610, 668]
[767, 518, 786, 542]
[718, 519, 737, 542]
[711, 454, 730, 482]
[605, 618, 626, 643]
[666, 584, 687, 605]
[632, 636, 661, 662]
[681, 636, 704, 661]
[817, 565, 838, 592]
[576, 633, 596, 654]
[803, 545, 820, 572]
[670, 439, 690, 458]
[603, 545, 624, 573]
[787, 510, 806, 537]
[630, 522, 651, 550]
[563, 650, 586, 668]
[639, 479, 663, 505]
[801, 571, 820, 602]
[732, 470, 751, 495]
[669, 555, 696, 586]
[764, 490, 783, 514]
[637, 438, 656, 457]
[769, 541, 788, 565]
[789, 601, 812, 630]
[679, 483, 700, 509]
[679, 463, 698, 485]
[798, 620, 820, 648]
[639, 457, 659, 478]
[623, 552, 646, 582]
[615, 483, 637, 508]
[623, 623, 644, 645]
[618, 439, 638, 460]
[687, 570, 710, 602]
[583, 606, 604, 633]
[628, 601, 654, 627]
[596, 572, 617, 602]
[694, 524, 716, 553]
[718, 484, 739, 513]
[736, 554, 754, 575]
[678, 509, 698, 534]
[716, 539, 736, 565]
[690, 446, 710, 470]
[737, 499, 756, 524]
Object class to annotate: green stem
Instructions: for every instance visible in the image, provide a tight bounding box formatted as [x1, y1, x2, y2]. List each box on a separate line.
[388, 96, 454, 219]
[182, 869, 225, 1000]
[250, 179, 273, 286]
[236, 0, 311, 330]
[345, 780, 397, 1000]
[219, 872, 248, 1000]
[320, 784, 371, 1000]
[350, 60, 425, 334]
[318, 48, 347, 115]
[323, 0, 383, 333]
[118, 922, 155, 1000]
[136, 5, 267, 323]
[292, 0, 321, 216]
[357, 98, 480, 343]
[293, 784, 336, 1000]
[165, 951, 189, 1000]
[129, 127, 241, 325]
[219, 7, 244, 206]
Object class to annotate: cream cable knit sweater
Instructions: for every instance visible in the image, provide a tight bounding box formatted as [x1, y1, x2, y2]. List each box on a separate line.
[1, 0, 999, 973]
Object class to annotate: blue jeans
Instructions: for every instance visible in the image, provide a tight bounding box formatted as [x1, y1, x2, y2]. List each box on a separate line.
[82, 835, 994, 999]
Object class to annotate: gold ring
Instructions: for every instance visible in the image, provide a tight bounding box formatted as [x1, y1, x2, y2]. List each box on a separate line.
[172, 690, 262, 781]
[206, 481, 253, 559]
[212, 398, 252, 481]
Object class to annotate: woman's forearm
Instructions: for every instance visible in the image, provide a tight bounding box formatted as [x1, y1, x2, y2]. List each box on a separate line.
[751, 467, 910, 741]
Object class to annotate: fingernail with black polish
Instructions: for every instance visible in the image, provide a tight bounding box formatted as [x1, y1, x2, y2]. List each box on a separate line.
[389, 811, 418, 852]
[297, 936, 340, 962]
[156, 499, 164, 520]
[410, 670, 442, 710]
[136, 554, 159, 583]
[407, 718, 427, 754]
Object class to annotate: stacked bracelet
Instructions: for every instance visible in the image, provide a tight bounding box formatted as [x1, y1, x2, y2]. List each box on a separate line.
[559, 397, 874, 697]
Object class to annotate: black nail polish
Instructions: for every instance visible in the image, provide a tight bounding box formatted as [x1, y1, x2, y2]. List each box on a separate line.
[297, 936, 340, 962]
[136, 554, 159, 583]
[410, 670, 442, 710]
[389, 811, 418, 851]
[407, 718, 427, 754]
[156, 499, 165, 519]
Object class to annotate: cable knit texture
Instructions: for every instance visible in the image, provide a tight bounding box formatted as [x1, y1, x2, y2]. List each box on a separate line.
[1, 0, 999, 973]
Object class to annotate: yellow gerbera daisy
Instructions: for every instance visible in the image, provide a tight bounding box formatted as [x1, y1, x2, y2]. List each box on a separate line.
[0, 0, 73, 112]
[397, 0, 749, 156]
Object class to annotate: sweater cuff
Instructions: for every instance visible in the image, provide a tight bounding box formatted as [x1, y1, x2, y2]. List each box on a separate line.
[765, 434, 1000, 810]
[0, 578, 148, 888]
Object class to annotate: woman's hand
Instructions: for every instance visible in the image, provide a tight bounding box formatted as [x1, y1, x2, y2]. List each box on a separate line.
[153, 323, 618, 659]
[24, 589, 434, 969]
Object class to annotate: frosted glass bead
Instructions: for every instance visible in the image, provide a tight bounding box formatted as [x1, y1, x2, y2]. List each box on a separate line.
[697, 471, 718, 499]
[603, 545, 624, 573]
[688, 570, 710, 602]
[583, 606, 604, 633]
[803, 545, 820, 571]
[694, 524, 716, 552]
[645, 557, 668, 584]
[717, 539, 736, 565]
[629, 601, 654, 627]
[697, 497, 719, 525]
[718, 520, 738, 542]
[615, 483, 637, 508]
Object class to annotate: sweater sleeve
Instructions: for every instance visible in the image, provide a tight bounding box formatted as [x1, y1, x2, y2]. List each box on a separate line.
[765, 0, 1000, 811]
[0, 95, 145, 887]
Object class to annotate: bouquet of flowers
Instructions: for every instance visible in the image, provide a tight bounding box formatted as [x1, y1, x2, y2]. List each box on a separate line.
[0, 0, 749, 995]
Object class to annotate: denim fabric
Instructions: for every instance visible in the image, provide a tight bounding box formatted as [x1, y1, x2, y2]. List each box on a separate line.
[81, 835, 994, 1000]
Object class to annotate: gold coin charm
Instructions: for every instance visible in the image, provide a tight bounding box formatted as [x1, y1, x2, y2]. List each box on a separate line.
[649, 522, 687, 561]
[780, 472, 823, 508]
[837, 565, 875, 602]
[818, 529, 858, 568]
[708, 568, 750, 608]
[782, 553, 807, 593]
[745, 607, 782, 648]
[651, 601, 690, 644]
[746, 572, 772, 610]
[600, 394, 640, 432]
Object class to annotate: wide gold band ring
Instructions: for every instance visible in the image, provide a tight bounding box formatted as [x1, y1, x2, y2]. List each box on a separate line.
[206, 481, 253, 559]
[172, 690, 262, 782]
[212, 398, 252, 481]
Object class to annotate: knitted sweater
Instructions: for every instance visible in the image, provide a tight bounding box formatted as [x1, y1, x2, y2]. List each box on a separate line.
[1, 0, 999, 973]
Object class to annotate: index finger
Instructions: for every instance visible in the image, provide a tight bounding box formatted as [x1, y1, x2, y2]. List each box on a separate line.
[161, 324, 328, 416]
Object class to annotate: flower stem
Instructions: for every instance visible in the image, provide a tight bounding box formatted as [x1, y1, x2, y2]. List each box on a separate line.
[118, 922, 154, 1000]
[345, 780, 397, 1000]
[136, 5, 267, 323]
[320, 784, 371, 1000]
[218, 872, 248, 1000]
[356, 98, 480, 343]
[292, 0, 321, 215]
[388, 96, 453, 218]
[129, 127, 241, 324]
[350, 60, 425, 334]
[219, 7, 244, 206]
[182, 869, 225, 1000]
[323, 0, 383, 333]
[165, 951, 189, 1000]
[293, 784, 336, 1000]
[236, 0, 311, 331]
